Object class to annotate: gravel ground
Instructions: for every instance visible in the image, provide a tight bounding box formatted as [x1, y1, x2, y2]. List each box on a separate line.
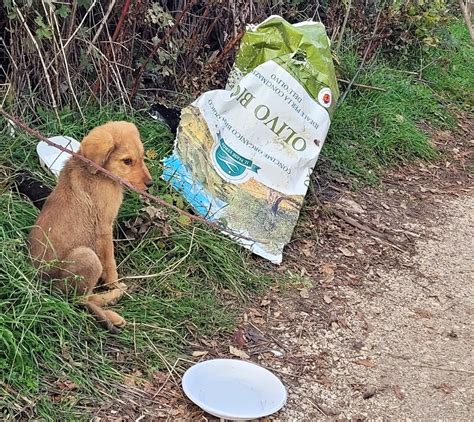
[276, 194, 474, 420]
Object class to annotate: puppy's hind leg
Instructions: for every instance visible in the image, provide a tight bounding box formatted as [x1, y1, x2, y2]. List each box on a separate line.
[83, 302, 124, 334]
[54, 246, 102, 297]
[56, 247, 125, 333]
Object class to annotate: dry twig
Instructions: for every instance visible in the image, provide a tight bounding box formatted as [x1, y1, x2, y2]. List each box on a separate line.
[335, 0, 352, 51]
[0, 109, 254, 242]
[331, 208, 392, 240]
[338, 4, 385, 105]
[130, 1, 197, 100]
[13, 2, 59, 121]
[337, 78, 386, 92]
[459, 0, 474, 42]
[88, 0, 117, 54]
[49, 3, 85, 121]
[331, 207, 405, 253]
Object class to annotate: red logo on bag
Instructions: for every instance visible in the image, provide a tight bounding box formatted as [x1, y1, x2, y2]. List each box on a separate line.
[318, 88, 332, 108]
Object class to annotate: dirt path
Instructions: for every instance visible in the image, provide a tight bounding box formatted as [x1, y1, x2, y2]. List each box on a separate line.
[176, 119, 474, 421]
[276, 194, 474, 420]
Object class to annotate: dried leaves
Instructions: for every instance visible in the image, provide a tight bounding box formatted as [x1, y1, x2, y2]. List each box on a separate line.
[339, 246, 355, 257]
[299, 287, 310, 298]
[393, 385, 405, 400]
[434, 383, 453, 394]
[354, 358, 376, 368]
[229, 346, 250, 359]
[122, 205, 172, 238]
[233, 329, 246, 348]
[323, 294, 333, 304]
[320, 263, 336, 284]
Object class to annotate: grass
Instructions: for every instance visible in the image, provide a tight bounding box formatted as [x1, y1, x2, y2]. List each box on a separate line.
[421, 21, 474, 111]
[0, 108, 268, 420]
[0, 19, 472, 421]
[322, 21, 473, 184]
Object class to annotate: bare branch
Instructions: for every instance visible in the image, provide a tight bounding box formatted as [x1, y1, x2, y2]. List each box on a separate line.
[0, 108, 251, 241]
[459, 0, 474, 42]
[130, 0, 198, 101]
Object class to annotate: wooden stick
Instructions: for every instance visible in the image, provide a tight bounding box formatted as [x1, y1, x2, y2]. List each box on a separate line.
[50, 4, 85, 122]
[305, 397, 327, 417]
[208, 12, 266, 67]
[337, 78, 387, 92]
[0, 108, 239, 238]
[46, 0, 98, 69]
[415, 364, 474, 375]
[87, 0, 117, 55]
[211, 30, 245, 65]
[110, 0, 131, 43]
[338, 7, 384, 105]
[13, 2, 59, 121]
[91, 0, 131, 96]
[331, 208, 399, 245]
[335, 0, 352, 52]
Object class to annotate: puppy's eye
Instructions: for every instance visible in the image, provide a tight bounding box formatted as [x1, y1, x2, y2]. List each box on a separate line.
[122, 158, 133, 166]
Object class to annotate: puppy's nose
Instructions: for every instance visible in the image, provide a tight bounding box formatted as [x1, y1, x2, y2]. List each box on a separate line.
[145, 179, 153, 188]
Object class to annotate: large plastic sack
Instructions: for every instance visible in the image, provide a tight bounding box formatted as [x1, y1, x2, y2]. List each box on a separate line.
[162, 15, 339, 263]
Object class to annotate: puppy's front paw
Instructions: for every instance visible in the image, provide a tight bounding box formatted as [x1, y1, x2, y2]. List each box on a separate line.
[116, 282, 127, 291]
[104, 280, 125, 290]
[104, 310, 126, 328]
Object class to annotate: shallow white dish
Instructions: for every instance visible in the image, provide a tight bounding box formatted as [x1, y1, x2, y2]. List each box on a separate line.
[37, 135, 80, 177]
[182, 359, 287, 420]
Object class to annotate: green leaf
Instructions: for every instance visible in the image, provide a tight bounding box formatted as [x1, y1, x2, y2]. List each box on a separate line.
[177, 215, 191, 226]
[7, 10, 18, 20]
[36, 27, 52, 41]
[175, 197, 185, 210]
[34, 15, 46, 28]
[57, 5, 71, 18]
[77, 0, 92, 7]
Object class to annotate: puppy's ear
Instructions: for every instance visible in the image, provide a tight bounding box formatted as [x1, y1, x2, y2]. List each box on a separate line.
[79, 127, 115, 174]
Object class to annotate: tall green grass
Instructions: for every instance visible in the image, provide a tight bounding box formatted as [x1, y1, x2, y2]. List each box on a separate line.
[323, 21, 473, 184]
[422, 21, 474, 111]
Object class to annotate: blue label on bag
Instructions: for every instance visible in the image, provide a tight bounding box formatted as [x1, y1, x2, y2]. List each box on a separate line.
[213, 132, 260, 180]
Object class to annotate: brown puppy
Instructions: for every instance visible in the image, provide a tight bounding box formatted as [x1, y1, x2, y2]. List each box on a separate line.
[29, 121, 152, 333]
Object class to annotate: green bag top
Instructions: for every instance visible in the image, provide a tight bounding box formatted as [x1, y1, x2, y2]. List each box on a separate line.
[234, 15, 339, 116]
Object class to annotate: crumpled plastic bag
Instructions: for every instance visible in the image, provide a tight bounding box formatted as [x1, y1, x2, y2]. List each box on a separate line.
[163, 15, 339, 263]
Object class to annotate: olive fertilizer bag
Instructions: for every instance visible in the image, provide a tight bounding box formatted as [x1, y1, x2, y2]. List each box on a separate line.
[163, 16, 339, 263]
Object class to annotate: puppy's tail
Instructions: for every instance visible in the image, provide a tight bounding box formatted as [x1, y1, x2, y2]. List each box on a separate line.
[82, 301, 121, 335]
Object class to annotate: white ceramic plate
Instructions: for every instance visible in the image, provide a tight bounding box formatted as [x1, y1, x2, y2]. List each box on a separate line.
[182, 359, 287, 420]
[37, 136, 80, 177]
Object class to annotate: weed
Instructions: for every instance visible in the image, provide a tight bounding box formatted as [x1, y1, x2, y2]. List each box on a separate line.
[421, 22, 474, 111]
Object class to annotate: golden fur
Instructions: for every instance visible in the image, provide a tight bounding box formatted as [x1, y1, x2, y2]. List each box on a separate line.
[29, 121, 152, 333]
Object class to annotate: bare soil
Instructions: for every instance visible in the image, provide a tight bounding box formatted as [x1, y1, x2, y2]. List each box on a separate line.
[95, 117, 473, 421]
